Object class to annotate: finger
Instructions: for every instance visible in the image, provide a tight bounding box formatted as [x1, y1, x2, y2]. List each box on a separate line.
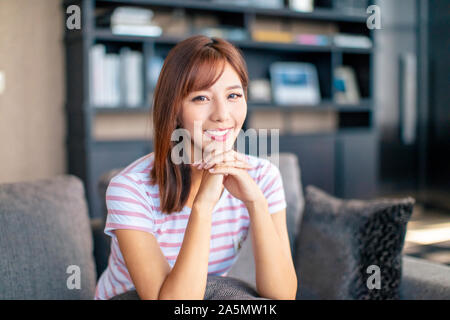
[203, 150, 237, 169]
[231, 151, 248, 163]
[203, 150, 248, 169]
[208, 165, 240, 176]
[211, 162, 253, 173]
[223, 160, 253, 170]
[219, 158, 253, 169]
[205, 161, 252, 172]
[204, 148, 245, 163]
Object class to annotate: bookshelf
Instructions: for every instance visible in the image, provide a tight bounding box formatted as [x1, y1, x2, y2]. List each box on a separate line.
[63, 0, 378, 218]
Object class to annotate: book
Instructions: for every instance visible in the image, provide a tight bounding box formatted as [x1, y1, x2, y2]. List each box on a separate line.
[111, 7, 154, 26]
[294, 34, 330, 46]
[90, 44, 144, 108]
[252, 30, 293, 43]
[122, 50, 143, 107]
[111, 24, 162, 37]
[333, 34, 372, 49]
[89, 44, 105, 106]
[104, 53, 120, 107]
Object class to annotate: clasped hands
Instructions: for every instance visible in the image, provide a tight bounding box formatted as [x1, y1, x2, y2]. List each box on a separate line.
[191, 145, 265, 206]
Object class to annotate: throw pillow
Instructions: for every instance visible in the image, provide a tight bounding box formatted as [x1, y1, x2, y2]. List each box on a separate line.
[295, 185, 415, 300]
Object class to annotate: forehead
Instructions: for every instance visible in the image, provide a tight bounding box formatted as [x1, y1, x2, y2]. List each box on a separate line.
[213, 63, 241, 85]
[189, 61, 242, 94]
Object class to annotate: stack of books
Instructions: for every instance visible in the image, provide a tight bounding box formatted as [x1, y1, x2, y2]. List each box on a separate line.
[110, 7, 162, 37]
[90, 44, 144, 108]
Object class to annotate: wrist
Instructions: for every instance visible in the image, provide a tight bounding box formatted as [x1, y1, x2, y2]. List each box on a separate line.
[244, 194, 268, 210]
[192, 200, 215, 214]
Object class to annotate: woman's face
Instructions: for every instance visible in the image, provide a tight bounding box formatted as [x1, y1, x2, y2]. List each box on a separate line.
[180, 62, 247, 159]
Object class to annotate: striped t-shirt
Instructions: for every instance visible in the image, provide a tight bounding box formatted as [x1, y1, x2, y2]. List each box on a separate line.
[94, 152, 287, 300]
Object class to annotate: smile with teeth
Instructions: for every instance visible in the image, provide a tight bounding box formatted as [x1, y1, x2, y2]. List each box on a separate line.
[204, 128, 233, 141]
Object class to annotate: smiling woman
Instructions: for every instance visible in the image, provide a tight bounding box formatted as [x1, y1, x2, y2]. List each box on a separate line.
[151, 36, 249, 214]
[94, 35, 296, 300]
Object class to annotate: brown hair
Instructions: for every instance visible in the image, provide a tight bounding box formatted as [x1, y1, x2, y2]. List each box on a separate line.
[150, 35, 249, 214]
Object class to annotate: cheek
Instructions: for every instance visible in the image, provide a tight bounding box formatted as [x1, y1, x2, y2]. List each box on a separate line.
[182, 108, 204, 128]
[181, 112, 207, 143]
[234, 103, 247, 126]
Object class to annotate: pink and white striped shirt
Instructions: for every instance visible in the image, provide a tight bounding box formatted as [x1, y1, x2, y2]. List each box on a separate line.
[94, 152, 286, 300]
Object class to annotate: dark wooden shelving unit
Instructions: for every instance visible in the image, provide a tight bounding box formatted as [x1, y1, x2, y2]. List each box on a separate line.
[63, 0, 377, 218]
[93, 29, 373, 53]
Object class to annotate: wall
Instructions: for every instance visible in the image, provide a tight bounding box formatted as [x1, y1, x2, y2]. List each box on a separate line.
[0, 0, 66, 183]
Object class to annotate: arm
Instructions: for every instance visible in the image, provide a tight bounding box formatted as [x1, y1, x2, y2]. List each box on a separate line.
[245, 198, 297, 300]
[200, 151, 297, 299]
[115, 201, 214, 300]
[157, 201, 214, 299]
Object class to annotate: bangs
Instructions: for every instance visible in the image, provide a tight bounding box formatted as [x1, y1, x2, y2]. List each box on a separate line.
[182, 51, 226, 97]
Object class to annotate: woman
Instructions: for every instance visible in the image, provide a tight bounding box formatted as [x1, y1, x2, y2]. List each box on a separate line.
[94, 35, 297, 300]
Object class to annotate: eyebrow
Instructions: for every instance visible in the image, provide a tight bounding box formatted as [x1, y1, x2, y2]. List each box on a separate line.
[226, 85, 243, 90]
[194, 85, 243, 93]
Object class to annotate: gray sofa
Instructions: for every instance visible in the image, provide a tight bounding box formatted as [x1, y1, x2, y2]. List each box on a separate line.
[0, 153, 449, 299]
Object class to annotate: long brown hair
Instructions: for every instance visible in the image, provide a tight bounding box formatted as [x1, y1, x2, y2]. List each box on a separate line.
[150, 35, 249, 214]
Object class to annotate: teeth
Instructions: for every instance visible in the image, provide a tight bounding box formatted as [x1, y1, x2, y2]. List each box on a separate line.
[205, 129, 230, 136]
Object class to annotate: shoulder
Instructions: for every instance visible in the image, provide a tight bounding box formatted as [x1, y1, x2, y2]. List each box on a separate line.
[106, 152, 157, 206]
[109, 152, 155, 185]
[117, 152, 155, 177]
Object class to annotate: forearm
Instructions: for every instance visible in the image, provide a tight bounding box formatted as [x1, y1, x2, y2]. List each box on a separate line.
[158, 202, 213, 299]
[246, 199, 297, 300]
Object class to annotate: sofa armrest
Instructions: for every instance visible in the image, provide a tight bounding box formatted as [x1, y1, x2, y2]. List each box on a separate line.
[400, 255, 450, 300]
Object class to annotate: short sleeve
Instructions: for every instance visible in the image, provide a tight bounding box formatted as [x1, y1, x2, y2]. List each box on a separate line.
[257, 160, 287, 214]
[104, 174, 155, 238]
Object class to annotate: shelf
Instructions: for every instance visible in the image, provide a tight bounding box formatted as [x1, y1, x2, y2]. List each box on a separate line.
[92, 100, 373, 114]
[91, 100, 373, 114]
[248, 100, 373, 112]
[96, 0, 368, 23]
[94, 105, 151, 114]
[94, 29, 372, 53]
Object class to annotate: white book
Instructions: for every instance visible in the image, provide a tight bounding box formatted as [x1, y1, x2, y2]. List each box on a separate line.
[104, 53, 120, 107]
[334, 34, 372, 49]
[111, 24, 162, 37]
[110, 54, 121, 107]
[89, 44, 105, 106]
[124, 51, 143, 107]
[111, 7, 154, 25]
[119, 47, 131, 106]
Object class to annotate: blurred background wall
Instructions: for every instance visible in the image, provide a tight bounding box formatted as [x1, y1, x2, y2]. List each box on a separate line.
[0, 0, 66, 183]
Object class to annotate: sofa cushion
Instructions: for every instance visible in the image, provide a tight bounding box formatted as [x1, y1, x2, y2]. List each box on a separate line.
[0, 175, 97, 299]
[400, 255, 450, 300]
[295, 185, 415, 300]
[110, 276, 268, 300]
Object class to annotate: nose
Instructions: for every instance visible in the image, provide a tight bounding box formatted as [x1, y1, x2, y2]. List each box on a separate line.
[210, 97, 230, 123]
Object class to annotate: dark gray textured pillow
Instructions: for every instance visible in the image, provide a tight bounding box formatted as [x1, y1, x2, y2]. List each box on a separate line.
[110, 276, 268, 300]
[295, 185, 415, 300]
[0, 176, 97, 299]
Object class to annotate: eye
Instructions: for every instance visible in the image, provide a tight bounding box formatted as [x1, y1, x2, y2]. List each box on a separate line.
[229, 93, 243, 100]
[192, 95, 208, 102]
